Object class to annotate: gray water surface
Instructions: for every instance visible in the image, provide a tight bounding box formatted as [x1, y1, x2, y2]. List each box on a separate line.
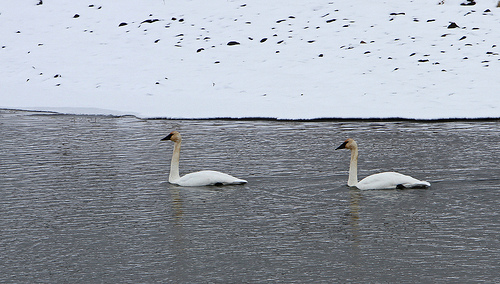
[1, 109, 499, 283]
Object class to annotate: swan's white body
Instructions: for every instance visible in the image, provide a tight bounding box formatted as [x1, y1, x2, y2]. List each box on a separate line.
[356, 172, 430, 190]
[170, 170, 247, 187]
[336, 138, 430, 190]
[162, 131, 247, 186]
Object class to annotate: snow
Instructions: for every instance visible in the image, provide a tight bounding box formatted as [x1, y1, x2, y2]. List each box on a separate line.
[1, 0, 499, 119]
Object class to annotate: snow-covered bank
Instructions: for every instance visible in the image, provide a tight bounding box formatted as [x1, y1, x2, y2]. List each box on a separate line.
[1, 0, 499, 119]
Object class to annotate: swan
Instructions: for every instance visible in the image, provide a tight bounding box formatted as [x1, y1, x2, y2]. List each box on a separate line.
[161, 131, 247, 186]
[335, 138, 430, 190]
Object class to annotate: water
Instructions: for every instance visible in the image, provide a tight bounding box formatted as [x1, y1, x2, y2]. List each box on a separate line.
[1, 109, 499, 283]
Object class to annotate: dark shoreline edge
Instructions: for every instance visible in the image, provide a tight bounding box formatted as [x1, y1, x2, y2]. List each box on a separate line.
[2, 108, 499, 122]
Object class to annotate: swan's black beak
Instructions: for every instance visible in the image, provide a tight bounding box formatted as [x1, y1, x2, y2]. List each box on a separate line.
[161, 133, 173, 141]
[335, 141, 348, 150]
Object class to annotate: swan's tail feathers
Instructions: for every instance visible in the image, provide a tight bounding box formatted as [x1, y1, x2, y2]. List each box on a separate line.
[397, 181, 431, 189]
[229, 179, 248, 185]
[214, 180, 247, 186]
[218, 178, 247, 185]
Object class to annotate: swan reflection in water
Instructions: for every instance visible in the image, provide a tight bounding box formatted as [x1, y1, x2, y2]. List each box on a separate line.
[336, 138, 430, 190]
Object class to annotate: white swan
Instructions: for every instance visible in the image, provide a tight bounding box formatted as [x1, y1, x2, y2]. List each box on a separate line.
[335, 138, 430, 190]
[161, 131, 247, 186]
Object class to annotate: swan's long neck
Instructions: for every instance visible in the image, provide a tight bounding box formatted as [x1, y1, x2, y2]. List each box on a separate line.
[169, 141, 182, 183]
[348, 147, 359, 186]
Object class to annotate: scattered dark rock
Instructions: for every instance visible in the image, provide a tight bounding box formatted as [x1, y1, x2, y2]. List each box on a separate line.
[214, 61, 220, 64]
[141, 19, 159, 24]
[178, 18, 184, 22]
[118, 22, 128, 27]
[154, 39, 160, 43]
[390, 12, 406, 15]
[427, 19, 436, 22]
[260, 38, 268, 43]
[156, 82, 160, 84]
[289, 16, 295, 19]
[73, 14, 80, 18]
[227, 41, 240, 46]
[459, 36, 467, 40]
[326, 19, 336, 23]
[276, 19, 286, 23]
[89, 4, 94, 7]
[171, 17, 177, 21]
[319, 54, 324, 57]
[176, 33, 184, 37]
[307, 40, 315, 43]
[364, 51, 371, 54]
[410, 52, 416, 56]
[418, 59, 429, 62]
[197, 48, 204, 53]
[37, 0, 43, 5]
[447, 22, 459, 29]
[276, 50, 280, 53]
[277, 40, 284, 44]
[484, 9, 491, 12]
[460, 0, 476, 6]
[54, 74, 61, 78]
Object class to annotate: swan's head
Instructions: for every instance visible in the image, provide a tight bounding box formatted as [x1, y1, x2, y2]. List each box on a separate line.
[161, 131, 181, 143]
[335, 138, 357, 151]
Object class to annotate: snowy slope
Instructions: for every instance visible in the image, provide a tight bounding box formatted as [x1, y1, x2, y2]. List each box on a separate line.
[1, 0, 499, 119]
